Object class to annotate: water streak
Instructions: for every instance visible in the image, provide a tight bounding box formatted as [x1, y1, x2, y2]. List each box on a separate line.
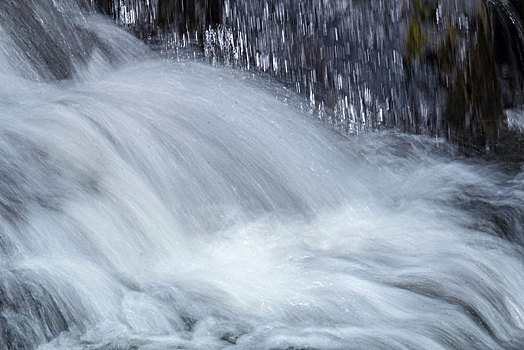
[0, 1, 523, 349]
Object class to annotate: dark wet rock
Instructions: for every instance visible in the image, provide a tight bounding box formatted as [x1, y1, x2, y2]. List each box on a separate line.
[491, 1, 524, 108]
[0, 268, 89, 350]
[405, 0, 504, 152]
[220, 332, 239, 344]
[92, 0, 221, 43]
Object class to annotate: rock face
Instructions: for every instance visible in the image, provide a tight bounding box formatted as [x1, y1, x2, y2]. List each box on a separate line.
[406, 0, 503, 151]
[95, 1, 524, 152]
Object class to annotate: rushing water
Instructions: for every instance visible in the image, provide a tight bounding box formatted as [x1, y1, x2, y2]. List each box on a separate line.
[1, 1, 524, 349]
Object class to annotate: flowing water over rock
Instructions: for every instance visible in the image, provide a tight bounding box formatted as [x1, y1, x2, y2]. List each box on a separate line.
[0, 1, 523, 349]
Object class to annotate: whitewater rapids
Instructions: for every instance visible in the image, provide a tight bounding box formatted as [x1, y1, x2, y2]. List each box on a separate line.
[0, 2, 523, 349]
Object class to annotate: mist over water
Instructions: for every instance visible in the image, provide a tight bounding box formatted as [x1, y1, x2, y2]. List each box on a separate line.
[0, 1, 523, 349]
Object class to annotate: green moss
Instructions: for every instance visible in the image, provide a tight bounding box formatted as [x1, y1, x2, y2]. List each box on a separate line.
[414, 0, 430, 21]
[404, 1, 431, 66]
[436, 27, 458, 73]
[405, 18, 428, 65]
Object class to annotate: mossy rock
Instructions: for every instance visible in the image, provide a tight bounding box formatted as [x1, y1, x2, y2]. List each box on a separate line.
[414, 0, 430, 21]
[405, 18, 428, 64]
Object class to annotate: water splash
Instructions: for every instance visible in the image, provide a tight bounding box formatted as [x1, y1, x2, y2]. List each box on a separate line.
[0, 1, 523, 349]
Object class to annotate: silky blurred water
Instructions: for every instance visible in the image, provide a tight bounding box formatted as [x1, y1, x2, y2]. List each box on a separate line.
[0, 1, 523, 349]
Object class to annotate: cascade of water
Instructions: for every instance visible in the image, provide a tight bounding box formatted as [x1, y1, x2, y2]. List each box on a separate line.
[0, 1, 523, 349]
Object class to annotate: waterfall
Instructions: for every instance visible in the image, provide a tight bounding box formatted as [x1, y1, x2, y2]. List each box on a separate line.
[94, 0, 524, 151]
[0, 1, 523, 349]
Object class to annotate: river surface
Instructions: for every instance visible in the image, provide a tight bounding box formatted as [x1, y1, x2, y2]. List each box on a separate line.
[0, 1, 523, 349]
